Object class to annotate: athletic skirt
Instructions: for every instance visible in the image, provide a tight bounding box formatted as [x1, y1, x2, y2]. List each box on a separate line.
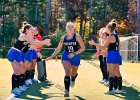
[25, 49, 37, 63]
[61, 50, 80, 66]
[19, 52, 26, 63]
[8, 47, 21, 63]
[107, 51, 122, 65]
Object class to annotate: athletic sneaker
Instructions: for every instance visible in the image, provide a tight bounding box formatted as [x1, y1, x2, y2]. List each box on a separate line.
[104, 90, 115, 95]
[115, 90, 124, 94]
[11, 88, 22, 97]
[99, 79, 106, 84]
[38, 77, 46, 81]
[64, 89, 70, 97]
[104, 81, 109, 87]
[18, 86, 27, 91]
[22, 85, 29, 89]
[25, 79, 33, 86]
[32, 79, 37, 83]
[70, 73, 78, 88]
[23, 82, 30, 88]
[28, 79, 33, 84]
[70, 81, 75, 88]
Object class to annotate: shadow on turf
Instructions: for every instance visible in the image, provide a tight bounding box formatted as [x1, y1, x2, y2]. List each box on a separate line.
[74, 95, 86, 100]
[114, 86, 140, 100]
[19, 80, 63, 100]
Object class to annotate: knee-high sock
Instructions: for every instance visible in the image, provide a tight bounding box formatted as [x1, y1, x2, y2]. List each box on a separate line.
[64, 76, 70, 91]
[25, 70, 30, 80]
[114, 76, 118, 90]
[19, 74, 25, 86]
[109, 77, 114, 91]
[117, 77, 122, 90]
[30, 69, 35, 79]
[71, 73, 78, 82]
[12, 74, 20, 89]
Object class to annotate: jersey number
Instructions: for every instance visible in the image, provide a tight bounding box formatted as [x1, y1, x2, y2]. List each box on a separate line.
[68, 46, 74, 52]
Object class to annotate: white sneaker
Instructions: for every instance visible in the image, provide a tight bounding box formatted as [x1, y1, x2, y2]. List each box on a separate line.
[18, 86, 27, 91]
[11, 88, 22, 97]
[104, 81, 109, 87]
[70, 81, 75, 88]
[25, 79, 33, 85]
[64, 89, 69, 97]
[115, 90, 124, 94]
[22, 85, 29, 89]
[32, 79, 37, 83]
[99, 79, 106, 84]
[104, 90, 115, 95]
[28, 79, 33, 84]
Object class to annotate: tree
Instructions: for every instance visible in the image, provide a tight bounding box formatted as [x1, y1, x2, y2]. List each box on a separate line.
[127, 0, 137, 32]
[46, 0, 51, 35]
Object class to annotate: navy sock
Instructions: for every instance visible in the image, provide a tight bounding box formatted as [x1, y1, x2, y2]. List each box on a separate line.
[109, 77, 114, 91]
[30, 69, 35, 79]
[25, 70, 30, 80]
[19, 74, 25, 86]
[64, 76, 70, 91]
[12, 74, 20, 89]
[117, 77, 122, 90]
[114, 76, 118, 90]
[71, 73, 78, 82]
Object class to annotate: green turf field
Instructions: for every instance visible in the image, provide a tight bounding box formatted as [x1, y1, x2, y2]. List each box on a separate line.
[0, 59, 140, 100]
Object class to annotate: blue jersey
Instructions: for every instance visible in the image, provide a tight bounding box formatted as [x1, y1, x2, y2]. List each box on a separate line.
[14, 39, 28, 51]
[63, 33, 80, 53]
[107, 34, 122, 65]
[62, 33, 81, 66]
[108, 34, 119, 51]
[8, 39, 28, 62]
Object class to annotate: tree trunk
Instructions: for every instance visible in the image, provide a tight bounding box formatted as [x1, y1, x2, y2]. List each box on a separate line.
[93, 4, 99, 41]
[80, 9, 84, 37]
[89, 0, 93, 36]
[63, 0, 67, 22]
[46, 0, 51, 35]
[2, 4, 5, 57]
[83, 10, 87, 38]
[103, 0, 108, 26]
[137, 0, 140, 60]
[35, 3, 39, 23]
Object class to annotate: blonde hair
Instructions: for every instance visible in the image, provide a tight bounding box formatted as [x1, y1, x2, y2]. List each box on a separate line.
[98, 27, 105, 37]
[66, 21, 74, 29]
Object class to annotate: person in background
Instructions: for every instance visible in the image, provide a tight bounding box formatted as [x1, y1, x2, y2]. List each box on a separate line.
[89, 21, 123, 95]
[95, 28, 109, 86]
[8, 24, 51, 97]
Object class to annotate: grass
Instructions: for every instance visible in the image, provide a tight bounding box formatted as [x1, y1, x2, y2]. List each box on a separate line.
[0, 59, 140, 100]
[41, 48, 96, 60]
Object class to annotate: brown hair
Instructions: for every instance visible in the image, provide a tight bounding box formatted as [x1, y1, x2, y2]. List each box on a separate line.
[22, 24, 32, 34]
[111, 19, 117, 23]
[106, 22, 117, 32]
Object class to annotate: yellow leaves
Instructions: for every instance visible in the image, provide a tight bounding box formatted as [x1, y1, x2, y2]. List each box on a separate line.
[74, 22, 80, 34]
[74, 17, 91, 34]
[118, 20, 126, 29]
[117, 20, 129, 34]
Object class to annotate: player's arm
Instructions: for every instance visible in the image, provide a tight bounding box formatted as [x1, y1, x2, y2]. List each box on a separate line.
[48, 36, 64, 59]
[75, 34, 85, 55]
[118, 36, 121, 51]
[20, 34, 51, 48]
[89, 35, 114, 50]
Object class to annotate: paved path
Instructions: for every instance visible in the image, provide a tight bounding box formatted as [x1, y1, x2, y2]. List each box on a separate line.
[0, 59, 140, 100]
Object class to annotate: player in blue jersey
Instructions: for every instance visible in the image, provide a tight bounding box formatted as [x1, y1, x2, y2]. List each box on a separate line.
[89, 21, 123, 95]
[8, 24, 51, 96]
[46, 21, 85, 97]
